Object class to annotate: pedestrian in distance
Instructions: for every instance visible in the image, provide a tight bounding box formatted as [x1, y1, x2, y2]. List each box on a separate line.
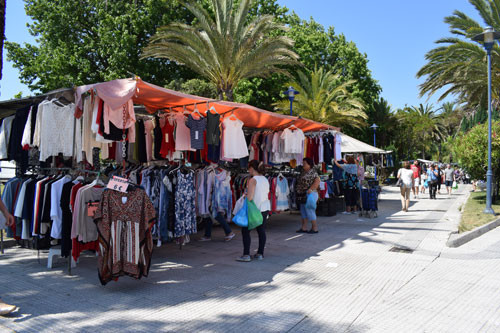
[334, 155, 359, 214]
[296, 157, 321, 233]
[410, 160, 421, 199]
[236, 160, 271, 262]
[397, 161, 415, 212]
[427, 164, 439, 199]
[444, 164, 455, 196]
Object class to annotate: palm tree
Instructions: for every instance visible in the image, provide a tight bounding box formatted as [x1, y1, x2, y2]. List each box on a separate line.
[417, 0, 500, 109]
[0, 0, 5, 80]
[274, 67, 367, 129]
[141, 0, 299, 101]
[398, 104, 446, 159]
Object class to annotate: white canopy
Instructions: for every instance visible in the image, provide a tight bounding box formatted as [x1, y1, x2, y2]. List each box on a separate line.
[339, 132, 390, 154]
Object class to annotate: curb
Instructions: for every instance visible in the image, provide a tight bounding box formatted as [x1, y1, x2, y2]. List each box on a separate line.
[447, 216, 500, 248]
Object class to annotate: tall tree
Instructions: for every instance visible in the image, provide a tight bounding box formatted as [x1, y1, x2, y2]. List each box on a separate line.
[0, 0, 5, 80]
[417, 0, 500, 109]
[5, 0, 203, 92]
[274, 67, 367, 130]
[142, 0, 299, 101]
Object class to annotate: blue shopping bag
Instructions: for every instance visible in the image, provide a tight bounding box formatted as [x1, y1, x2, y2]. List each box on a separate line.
[306, 192, 318, 210]
[232, 198, 248, 227]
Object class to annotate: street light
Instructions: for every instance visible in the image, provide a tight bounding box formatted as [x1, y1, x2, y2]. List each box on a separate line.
[371, 123, 379, 180]
[284, 86, 299, 116]
[472, 26, 500, 215]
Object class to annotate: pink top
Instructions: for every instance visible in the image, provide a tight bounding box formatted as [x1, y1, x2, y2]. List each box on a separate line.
[174, 114, 194, 151]
[103, 99, 136, 143]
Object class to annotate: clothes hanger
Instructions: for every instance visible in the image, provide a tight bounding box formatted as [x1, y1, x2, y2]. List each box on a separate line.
[207, 102, 219, 115]
[191, 103, 203, 119]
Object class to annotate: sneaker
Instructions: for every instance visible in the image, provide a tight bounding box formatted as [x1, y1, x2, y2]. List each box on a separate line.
[224, 232, 235, 242]
[236, 255, 252, 262]
[253, 254, 264, 260]
[198, 237, 212, 242]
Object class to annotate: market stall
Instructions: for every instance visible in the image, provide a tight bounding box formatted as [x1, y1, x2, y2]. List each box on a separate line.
[0, 77, 343, 283]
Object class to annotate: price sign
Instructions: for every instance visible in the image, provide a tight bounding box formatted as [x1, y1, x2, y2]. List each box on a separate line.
[107, 176, 129, 193]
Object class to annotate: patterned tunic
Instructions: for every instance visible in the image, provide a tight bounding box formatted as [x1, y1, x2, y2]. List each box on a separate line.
[174, 170, 197, 238]
[296, 169, 319, 203]
[94, 188, 156, 285]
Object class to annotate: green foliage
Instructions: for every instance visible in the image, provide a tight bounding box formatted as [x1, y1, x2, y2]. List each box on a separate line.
[417, 0, 500, 109]
[454, 120, 500, 180]
[274, 66, 367, 130]
[142, 0, 299, 101]
[5, 0, 199, 92]
[13, 91, 23, 99]
[165, 79, 218, 99]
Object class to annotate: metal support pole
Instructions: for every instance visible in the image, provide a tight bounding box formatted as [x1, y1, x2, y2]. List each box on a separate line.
[373, 129, 377, 181]
[1, 229, 4, 254]
[485, 44, 495, 214]
[289, 99, 293, 116]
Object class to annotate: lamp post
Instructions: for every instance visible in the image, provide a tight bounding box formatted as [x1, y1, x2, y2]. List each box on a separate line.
[472, 27, 500, 215]
[371, 123, 379, 180]
[284, 86, 299, 116]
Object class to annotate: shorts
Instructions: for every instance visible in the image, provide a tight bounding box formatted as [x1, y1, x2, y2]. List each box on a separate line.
[414, 177, 421, 186]
[445, 180, 453, 187]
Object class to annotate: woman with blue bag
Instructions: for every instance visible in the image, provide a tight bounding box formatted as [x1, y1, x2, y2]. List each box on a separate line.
[236, 160, 271, 262]
[296, 157, 321, 234]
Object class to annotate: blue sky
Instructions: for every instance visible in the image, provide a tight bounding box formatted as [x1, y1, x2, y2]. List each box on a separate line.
[0, 0, 485, 110]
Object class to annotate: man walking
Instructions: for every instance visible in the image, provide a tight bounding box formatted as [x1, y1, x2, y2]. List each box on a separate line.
[427, 164, 439, 199]
[444, 164, 455, 196]
[410, 160, 421, 199]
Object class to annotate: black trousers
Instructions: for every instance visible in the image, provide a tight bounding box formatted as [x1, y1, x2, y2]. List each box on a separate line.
[429, 181, 437, 199]
[241, 211, 269, 256]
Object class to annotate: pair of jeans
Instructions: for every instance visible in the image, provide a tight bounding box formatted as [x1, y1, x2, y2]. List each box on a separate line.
[300, 203, 317, 221]
[204, 213, 232, 238]
[241, 211, 268, 256]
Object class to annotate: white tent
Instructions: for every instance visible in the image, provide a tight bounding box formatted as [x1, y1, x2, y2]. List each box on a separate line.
[339, 132, 390, 154]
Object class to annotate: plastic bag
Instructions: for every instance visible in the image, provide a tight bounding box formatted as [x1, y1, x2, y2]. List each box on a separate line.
[233, 196, 246, 215]
[452, 181, 458, 189]
[247, 200, 263, 230]
[306, 192, 318, 210]
[424, 180, 429, 188]
[232, 198, 248, 227]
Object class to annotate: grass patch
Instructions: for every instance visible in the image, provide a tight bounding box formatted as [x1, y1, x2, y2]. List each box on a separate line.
[459, 191, 500, 233]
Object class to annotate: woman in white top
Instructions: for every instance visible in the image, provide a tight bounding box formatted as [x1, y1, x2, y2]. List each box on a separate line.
[397, 161, 415, 212]
[237, 160, 270, 262]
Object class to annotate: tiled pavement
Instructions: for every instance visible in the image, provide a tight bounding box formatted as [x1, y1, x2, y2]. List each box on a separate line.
[1, 185, 499, 332]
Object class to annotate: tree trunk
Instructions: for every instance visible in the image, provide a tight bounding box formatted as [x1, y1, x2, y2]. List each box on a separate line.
[0, 0, 6, 80]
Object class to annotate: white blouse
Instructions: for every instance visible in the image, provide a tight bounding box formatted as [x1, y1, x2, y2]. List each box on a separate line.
[222, 117, 249, 159]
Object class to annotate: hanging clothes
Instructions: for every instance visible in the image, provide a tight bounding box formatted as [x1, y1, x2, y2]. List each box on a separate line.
[186, 114, 207, 150]
[174, 113, 194, 151]
[174, 169, 197, 238]
[94, 188, 156, 286]
[222, 117, 249, 159]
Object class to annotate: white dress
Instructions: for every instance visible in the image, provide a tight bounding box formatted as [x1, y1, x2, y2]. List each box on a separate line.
[222, 117, 249, 159]
[39, 102, 78, 161]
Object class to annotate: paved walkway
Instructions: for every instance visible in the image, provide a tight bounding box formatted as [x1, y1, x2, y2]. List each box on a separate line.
[1, 185, 499, 332]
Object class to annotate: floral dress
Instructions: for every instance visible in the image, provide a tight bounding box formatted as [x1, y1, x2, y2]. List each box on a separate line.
[296, 169, 319, 204]
[174, 169, 197, 238]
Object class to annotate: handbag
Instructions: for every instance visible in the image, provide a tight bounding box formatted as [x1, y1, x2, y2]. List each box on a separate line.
[232, 198, 248, 227]
[247, 200, 263, 230]
[396, 178, 403, 187]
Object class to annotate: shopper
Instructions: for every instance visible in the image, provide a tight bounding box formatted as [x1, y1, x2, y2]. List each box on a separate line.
[444, 164, 455, 195]
[198, 215, 235, 242]
[0, 197, 17, 316]
[236, 160, 270, 262]
[420, 169, 427, 195]
[397, 161, 415, 212]
[296, 157, 321, 234]
[410, 160, 421, 199]
[334, 156, 359, 214]
[427, 164, 439, 199]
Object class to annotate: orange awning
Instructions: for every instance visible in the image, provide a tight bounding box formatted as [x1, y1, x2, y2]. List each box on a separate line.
[76, 78, 339, 132]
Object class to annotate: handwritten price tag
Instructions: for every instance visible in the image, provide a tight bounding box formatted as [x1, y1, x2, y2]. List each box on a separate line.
[107, 176, 129, 193]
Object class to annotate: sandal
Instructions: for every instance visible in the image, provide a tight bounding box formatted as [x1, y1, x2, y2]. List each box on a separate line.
[308, 229, 318, 234]
[296, 229, 308, 233]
